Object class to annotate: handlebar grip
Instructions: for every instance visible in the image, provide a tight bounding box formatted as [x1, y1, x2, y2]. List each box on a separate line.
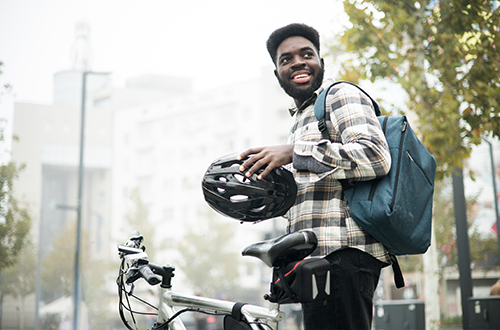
[139, 265, 161, 285]
[118, 244, 144, 255]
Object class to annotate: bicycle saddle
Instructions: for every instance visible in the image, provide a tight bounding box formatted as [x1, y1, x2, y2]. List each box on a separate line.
[241, 231, 318, 268]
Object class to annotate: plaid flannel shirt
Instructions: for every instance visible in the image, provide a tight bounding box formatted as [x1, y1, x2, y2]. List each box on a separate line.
[285, 79, 391, 264]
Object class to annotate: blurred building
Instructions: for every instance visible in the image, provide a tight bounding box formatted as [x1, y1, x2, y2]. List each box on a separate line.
[12, 71, 113, 295]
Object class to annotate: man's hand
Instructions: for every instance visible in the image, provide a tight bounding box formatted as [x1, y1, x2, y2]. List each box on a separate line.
[238, 145, 293, 179]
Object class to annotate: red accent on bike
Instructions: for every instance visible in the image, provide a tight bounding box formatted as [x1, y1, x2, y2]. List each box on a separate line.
[274, 260, 306, 284]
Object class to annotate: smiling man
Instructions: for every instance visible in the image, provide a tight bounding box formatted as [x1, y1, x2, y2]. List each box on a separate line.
[274, 35, 325, 107]
[238, 23, 392, 330]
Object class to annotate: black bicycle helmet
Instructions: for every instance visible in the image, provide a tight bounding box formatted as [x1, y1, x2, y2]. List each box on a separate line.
[202, 153, 297, 222]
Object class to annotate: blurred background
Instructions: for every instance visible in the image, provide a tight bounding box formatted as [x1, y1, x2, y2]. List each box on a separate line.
[0, 0, 499, 329]
[0, 1, 346, 329]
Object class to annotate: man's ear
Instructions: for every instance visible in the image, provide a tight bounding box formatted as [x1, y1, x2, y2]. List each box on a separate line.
[274, 68, 278, 79]
[321, 57, 324, 67]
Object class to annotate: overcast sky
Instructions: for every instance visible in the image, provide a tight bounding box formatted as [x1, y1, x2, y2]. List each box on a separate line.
[0, 0, 348, 105]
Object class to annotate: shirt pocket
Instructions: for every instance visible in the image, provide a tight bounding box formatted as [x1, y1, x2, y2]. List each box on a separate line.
[294, 120, 324, 144]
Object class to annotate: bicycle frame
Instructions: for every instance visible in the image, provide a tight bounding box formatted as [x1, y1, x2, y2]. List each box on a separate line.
[156, 286, 284, 330]
[117, 243, 285, 330]
[117, 230, 317, 330]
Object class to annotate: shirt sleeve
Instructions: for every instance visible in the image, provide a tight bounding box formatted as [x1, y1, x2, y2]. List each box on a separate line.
[292, 83, 391, 182]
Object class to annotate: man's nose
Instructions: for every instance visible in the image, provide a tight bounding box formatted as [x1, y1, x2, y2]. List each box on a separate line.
[291, 55, 306, 68]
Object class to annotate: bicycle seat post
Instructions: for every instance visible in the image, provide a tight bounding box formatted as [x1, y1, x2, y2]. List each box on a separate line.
[266, 302, 280, 330]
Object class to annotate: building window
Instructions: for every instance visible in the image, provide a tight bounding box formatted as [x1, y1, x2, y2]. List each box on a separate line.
[123, 133, 130, 146]
[163, 208, 173, 222]
[63, 122, 71, 135]
[163, 179, 174, 193]
[100, 125, 108, 139]
[140, 178, 152, 197]
[45, 120, 51, 133]
[98, 191, 105, 203]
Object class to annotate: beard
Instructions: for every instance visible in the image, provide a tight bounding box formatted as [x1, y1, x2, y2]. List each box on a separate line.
[277, 65, 325, 102]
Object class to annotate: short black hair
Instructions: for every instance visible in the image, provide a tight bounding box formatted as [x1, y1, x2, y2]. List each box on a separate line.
[266, 23, 320, 65]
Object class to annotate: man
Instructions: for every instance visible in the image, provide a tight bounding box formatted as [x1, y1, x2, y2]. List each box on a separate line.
[238, 23, 392, 329]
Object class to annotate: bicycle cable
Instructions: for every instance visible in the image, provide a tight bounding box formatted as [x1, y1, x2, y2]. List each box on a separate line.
[151, 307, 230, 330]
[118, 258, 158, 330]
[117, 250, 272, 330]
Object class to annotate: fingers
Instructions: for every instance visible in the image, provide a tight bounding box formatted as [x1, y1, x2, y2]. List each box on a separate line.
[244, 157, 270, 179]
[238, 153, 264, 178]
[238, 147, 263, 162]
[237, 145, 293, 179]
[238, 147, 262, 170]
[256, 164, 274, 180]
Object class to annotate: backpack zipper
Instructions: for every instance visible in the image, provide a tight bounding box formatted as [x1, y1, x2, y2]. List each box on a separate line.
[389, 120, 407, 211]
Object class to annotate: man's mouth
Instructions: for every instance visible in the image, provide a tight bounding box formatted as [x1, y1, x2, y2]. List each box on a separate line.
[291, 72, 312, 84]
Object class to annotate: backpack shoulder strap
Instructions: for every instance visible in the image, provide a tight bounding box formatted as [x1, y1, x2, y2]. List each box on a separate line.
[314, 81, 382, 140]
[390, 254, 405, 288]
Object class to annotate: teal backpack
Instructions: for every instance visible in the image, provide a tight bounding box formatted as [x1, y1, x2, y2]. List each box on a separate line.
[314, 81, 436, 258]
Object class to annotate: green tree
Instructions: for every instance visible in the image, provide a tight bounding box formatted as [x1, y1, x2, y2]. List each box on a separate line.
[40, 220, 107, 321]
[433, 177, 498, 268]
[0, 161, 31, 271]
[0, 61, 32, 272]
[0, 61, 12, 95]
[399, 177, 498, 273]
[41, 223, 76, 296]
[123, 187, 157, 260]
[330, 0, 500, 179]
[176, 212, 240, 298]
[0, 242, 36, 330]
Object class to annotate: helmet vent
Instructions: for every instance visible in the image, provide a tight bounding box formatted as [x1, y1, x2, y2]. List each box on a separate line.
[250, 205, 266, 213]
[234, 173, 251, 184]
[230, 195, 249, 202]
[216, 176, 228, 193]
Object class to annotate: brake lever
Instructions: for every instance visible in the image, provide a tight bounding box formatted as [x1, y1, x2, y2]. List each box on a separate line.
[128, 283, 135, 296]
[129, 231, 144, 248]
[124, 257, 146, 284]
[125, 267, 142, 285]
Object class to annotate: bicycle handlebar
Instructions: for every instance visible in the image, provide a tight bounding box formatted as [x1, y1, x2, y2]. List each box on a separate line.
[118, 240, 175, 288]
[117, 231, 285, 330]
[118, 244, 144, 255]
[139, 264, 161, 285]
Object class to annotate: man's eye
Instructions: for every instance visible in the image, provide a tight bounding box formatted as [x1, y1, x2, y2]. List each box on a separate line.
[304, 53, 313, 58]
[280, 58, 290, 64]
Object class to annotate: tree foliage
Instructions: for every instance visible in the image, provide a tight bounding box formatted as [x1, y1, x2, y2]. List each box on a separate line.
[1, 242, 36, 298]
[123, 187, 157, 260]
[40, 220, 107, 319]
[0, 61, 12, 95]
[433, 177, 498, 268]
[331, 0, 500, 179]
[0, 161, 32, 271]
[41, 223, 79, 296]
[398, 177, 498, 273]
[176, 213, 241, 297]
[0, 242, 37, 330]
[0, 61, 32, 272]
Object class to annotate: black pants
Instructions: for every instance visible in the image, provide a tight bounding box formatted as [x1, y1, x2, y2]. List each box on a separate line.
[301, 248, 384, 330]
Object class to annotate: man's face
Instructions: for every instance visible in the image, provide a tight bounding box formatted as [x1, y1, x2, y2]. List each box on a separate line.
[274, 36, 324, 106]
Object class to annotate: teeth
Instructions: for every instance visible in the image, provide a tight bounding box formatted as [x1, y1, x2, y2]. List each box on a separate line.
[295, 74, 308, 79]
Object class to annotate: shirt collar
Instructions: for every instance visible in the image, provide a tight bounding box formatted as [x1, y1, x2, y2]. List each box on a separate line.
[288, 78, 336, 116]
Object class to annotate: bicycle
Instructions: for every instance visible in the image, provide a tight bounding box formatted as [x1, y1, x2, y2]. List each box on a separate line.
[116, 230, 318, 330]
